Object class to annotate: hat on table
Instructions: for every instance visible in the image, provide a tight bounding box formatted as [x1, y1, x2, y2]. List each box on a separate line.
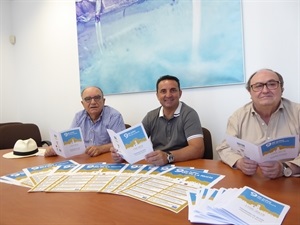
[3, 138, 41, 159]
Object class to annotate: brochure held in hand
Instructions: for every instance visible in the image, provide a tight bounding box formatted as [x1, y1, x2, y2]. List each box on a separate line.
[107, 123, 153, 164]
[226, 135, 299, 163]
[49, 127, 85, 158]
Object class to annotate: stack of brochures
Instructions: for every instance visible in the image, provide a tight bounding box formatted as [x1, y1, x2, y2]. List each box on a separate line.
[187, 186, 290, 225]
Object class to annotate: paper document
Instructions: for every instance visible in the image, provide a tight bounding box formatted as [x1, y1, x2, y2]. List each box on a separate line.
[187, 186, 290, 225]
[49, 127, 85, 158]
[107, 123, 153, 164]
[226, 135, 299, 163]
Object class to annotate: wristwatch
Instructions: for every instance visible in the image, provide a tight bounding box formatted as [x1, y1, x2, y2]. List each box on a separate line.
[282, 162, 292, 177]
[166, 151, 174, 163]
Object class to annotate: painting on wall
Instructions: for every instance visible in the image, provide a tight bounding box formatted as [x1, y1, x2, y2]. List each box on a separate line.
[76, 0, 245, 95]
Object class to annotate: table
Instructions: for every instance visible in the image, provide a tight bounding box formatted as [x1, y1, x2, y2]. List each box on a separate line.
[0, 149, 299, 225]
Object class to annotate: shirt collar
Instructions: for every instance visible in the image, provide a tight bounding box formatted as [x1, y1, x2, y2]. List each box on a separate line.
[251, 99, 283, 115]
[159, 102, 182, 118]
[86, 109, 103, 123]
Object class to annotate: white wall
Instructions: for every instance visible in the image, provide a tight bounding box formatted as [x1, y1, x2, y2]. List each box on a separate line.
[0, 0, 18, 121]
[1, 0, 299, 159]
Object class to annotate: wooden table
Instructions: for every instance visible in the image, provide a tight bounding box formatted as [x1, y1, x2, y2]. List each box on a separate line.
[0, 150, 299, 225]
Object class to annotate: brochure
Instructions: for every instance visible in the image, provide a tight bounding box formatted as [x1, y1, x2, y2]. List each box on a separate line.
[226, 135, 299, 163]
[107, 123, 153, 164]
[188, 186, 290, 225]
[213, 186, 290, 225]
[29, 163, 80, 192]
[0, 170, 33, 188]
[23, 160, 79, 186]
[49, 127, 85, 158]
[159, 167, 223, 188]
[3, 160, 226, 213]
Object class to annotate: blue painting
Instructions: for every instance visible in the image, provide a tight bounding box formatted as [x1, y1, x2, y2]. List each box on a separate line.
[76, 0, 245, 95]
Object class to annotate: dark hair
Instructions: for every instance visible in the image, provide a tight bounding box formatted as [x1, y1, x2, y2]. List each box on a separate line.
[156, 75, 181, 92]
[246, 69, 284, 91]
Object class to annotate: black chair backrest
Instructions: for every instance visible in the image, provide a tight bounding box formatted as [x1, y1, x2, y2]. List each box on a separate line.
[0, 123, 43, 149]
[0, 122, 23, 127]
[202, 127, 213, 159]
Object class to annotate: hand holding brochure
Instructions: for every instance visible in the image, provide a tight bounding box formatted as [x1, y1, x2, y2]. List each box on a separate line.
[226, 135, 299, 163]
[49, 127, 85, 158]
[107, 123, 153, 164]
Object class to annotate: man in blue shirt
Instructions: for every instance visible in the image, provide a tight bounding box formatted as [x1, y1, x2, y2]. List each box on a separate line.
[45, 86, 125, 157]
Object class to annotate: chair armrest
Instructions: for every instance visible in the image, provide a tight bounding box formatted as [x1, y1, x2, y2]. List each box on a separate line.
[41, 140, 52, 146]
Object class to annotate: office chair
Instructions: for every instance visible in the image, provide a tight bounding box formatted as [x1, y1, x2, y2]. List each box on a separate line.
[0, 122, 23, 127]
[0, 123, 51, 150]
[202, 127, 213, 159]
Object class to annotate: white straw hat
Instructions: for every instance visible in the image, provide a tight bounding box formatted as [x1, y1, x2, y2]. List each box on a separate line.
[3, 138, 40, 159]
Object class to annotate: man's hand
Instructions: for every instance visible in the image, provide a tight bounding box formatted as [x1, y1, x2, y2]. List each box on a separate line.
[44, 146, 57, 157]
[85, 146, 103, 157]
[85, 143, 112, 157]
[235, 158, 258, 175]
[259, 161, 282, 179]
[145, 150, 168, 166]
[110, 147, 125, 163]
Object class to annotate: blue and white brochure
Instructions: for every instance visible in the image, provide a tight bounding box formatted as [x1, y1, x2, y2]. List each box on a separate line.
[226, 135, 299, 163]
[107, 123, 153, 164]
[49, 127, 85, 158]
[218, 186, 290, 225]
[188, 186, 290, 225]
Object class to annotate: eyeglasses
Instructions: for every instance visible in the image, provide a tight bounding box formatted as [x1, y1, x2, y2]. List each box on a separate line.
[250, 81, 281, 92]
[83, 95, 102, 103]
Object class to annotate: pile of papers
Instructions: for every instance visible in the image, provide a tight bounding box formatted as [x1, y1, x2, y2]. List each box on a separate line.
[1, 160, 291, 222]
[1, 160, 224, 213]
[187, 186, 290, 225]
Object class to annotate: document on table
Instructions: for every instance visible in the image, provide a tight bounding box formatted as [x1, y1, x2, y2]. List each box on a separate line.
[187, 188, 227, 224]
[45, 163, 127, 192]
[28, 163, 80, 192]
[188, 186, 290, 225]
[118, 166, 223, 213]
[5, 160, 225, 214]
[24, 160, 79, 186]
[226, 135, 299, 163]
[107, 123, 153, 164]
[158, 166, 223, 188]
[1, 160, 78, 188]
[120, 176, 192, 213]
[99, 164, 147, 194]
[1, 170, 33, 188]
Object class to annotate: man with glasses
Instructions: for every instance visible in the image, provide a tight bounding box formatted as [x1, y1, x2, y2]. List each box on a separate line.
[216, 69, 300, 178]
[45, 86, 126, 157]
